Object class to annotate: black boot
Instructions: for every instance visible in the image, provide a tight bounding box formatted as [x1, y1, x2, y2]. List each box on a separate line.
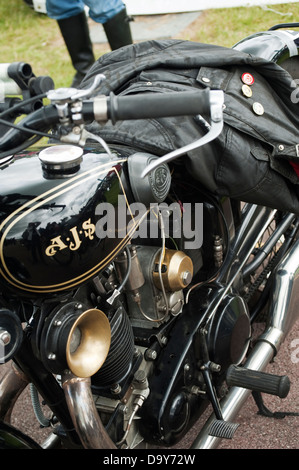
[57, 11, 95, 87]
[103, 7, 133, 50]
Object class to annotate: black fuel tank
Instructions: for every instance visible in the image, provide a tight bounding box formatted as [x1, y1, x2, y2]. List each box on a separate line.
[0, 145, 132, 297]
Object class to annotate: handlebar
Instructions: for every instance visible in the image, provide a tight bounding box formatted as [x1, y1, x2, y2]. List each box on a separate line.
[107, 89, 211, 123]
[0, 81, 223, 158]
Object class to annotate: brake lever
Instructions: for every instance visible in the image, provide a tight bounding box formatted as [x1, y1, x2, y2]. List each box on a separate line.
[141, 90, 224, 178]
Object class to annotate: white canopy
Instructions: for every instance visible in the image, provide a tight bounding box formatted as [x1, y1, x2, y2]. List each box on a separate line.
[125, 0, 299, 15]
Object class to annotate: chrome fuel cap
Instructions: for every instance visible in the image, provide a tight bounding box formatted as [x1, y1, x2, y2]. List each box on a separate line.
[39, 145, 83, 178]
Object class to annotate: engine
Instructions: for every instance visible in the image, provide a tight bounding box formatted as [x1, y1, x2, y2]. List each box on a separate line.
[88, 242, 195, 447]
[81, 240, 249, 448]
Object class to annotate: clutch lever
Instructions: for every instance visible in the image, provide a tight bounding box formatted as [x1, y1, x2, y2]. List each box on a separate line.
[141, 90, 224, 178]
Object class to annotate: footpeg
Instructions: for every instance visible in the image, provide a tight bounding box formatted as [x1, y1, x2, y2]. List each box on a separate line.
[208, 419, 239, 439]
[226, 365, 290, 398]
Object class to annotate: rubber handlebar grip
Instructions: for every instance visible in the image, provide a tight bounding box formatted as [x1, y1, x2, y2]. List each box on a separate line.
[107, 90, 211, 123]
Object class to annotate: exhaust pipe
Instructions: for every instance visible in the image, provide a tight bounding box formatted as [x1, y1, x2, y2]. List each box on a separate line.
[191, 237, 299, 449]
[59, 306, 116, 449]
[62, 371, 116, 449]
[0, 362, 116, 449]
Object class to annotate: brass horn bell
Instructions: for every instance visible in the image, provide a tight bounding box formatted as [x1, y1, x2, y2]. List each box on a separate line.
[66, 308, 111, 378]
[41, 302, 111, 378]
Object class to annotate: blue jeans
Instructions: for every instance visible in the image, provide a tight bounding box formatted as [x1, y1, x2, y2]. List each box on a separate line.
[46, 0, 125, 23]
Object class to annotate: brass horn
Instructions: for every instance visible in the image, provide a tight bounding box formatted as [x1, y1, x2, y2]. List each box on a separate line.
[41, 303, 111, 378]
[66, 308, 111, 378]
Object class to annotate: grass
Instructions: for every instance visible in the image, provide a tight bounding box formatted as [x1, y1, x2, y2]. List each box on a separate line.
[1, 1, 299, 88]
[0, 0, 108, 88]
[180, 3, 299, 47]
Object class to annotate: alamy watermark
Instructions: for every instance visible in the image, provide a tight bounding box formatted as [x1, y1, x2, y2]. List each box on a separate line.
[290, 79, 299, 104]
[95, 195, 203, 250]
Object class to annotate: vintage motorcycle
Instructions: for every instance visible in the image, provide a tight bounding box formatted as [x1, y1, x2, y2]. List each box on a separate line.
[1, 23, 299, 450]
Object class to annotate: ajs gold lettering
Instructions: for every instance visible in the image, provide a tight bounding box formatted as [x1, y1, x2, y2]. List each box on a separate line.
[82, 218, 95, 240]
[45, 218, 95, 256]
[45, 236, 68, 256]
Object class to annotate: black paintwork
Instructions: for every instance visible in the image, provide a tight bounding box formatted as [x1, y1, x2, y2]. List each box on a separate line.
[0, 145, 132, 297]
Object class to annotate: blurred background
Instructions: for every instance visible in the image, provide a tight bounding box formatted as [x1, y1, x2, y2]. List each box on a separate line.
[2, 0, 299, 87]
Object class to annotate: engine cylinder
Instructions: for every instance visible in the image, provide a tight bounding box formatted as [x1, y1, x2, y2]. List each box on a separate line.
[91, 306, 135, 389]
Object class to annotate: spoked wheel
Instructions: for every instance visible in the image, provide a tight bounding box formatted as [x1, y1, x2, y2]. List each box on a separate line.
[242, 211, 299, 322]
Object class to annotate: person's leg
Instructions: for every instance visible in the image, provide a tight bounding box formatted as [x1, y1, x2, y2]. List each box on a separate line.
[46, 1, 95, 86]
[46, 0, 84, 20]
[83, 0, 124, 23]
[85, 0, 133, 50]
